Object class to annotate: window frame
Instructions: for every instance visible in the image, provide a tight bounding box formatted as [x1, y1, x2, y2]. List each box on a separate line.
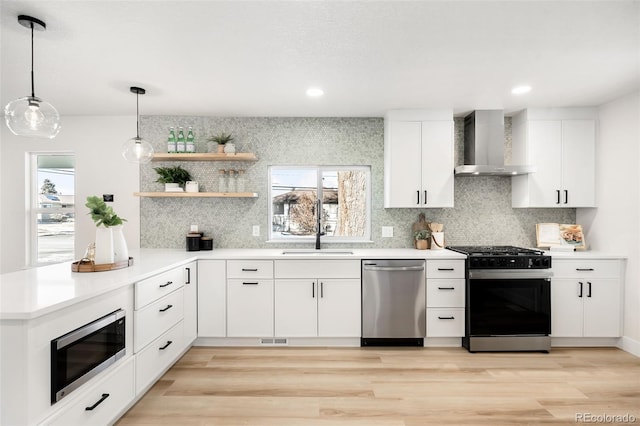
[28, 152, 76, 267]
[268, 165, 372, 243]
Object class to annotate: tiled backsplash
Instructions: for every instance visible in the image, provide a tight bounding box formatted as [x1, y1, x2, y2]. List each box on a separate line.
[139, 116, 574, 249]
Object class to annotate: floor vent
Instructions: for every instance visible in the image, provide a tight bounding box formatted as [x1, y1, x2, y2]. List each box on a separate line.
[260, 338, 288, 345]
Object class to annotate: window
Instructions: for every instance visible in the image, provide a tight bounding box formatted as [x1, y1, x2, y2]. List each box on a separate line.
[30, 153, 75, 266]
[269, 166, 371, 242]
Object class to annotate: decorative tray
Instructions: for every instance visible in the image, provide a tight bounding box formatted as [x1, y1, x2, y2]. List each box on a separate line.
[71, 257, 134, 273]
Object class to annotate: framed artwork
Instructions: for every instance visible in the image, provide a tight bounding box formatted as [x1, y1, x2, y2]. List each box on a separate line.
[536, 223, 586, 250]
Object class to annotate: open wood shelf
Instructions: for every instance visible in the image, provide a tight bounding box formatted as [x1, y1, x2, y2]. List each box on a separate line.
[151, 153, 258, 162]
[134, 192, 258, 198]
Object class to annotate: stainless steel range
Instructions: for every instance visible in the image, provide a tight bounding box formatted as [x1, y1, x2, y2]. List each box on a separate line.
[447, 246, 552, 352]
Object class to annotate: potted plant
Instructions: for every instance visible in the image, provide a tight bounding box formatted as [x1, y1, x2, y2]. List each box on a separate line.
[414, 229, 430, 250]
[85, 196, 128, 264]
[207, 132, 234, 153]
[153, 165, 192, 191]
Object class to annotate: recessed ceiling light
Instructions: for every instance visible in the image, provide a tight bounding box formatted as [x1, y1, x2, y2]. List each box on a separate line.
[306, 87, 324, 97]
[511, 85, 532, 95]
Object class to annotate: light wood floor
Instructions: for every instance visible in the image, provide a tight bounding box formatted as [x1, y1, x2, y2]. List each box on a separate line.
[117, 346, 640, 425]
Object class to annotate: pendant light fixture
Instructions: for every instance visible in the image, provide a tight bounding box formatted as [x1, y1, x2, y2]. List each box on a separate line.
[122, 86, 154, 163]
[4, 15, 61, 139]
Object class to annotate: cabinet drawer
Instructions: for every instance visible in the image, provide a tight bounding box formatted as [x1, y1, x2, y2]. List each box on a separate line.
[134, 288, 184, 352]
[427, 260, 465, 278]
[275, 260, 360, 279]
[426, 279, 465, 307]
[135, 321, 185, 395]
[552, 260, 621, 279]
[227, 260, 274, 279]
[135, 267, 186, 310]
[426, 308, 465, 337]
[43, 357, 134, 426]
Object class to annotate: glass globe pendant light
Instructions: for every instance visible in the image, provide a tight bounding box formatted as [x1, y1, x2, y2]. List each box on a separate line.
[4, 15, 61, 139]
[122, 87, 154, 164]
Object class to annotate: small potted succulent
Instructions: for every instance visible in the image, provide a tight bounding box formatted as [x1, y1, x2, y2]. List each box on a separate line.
[153, 165, 192, 191]
[207, 132, 234, 153]
[414, 229, 430, 250]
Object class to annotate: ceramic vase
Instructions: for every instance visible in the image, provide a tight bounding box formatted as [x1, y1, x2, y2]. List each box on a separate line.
[112, 225, 129, 262]
[224, 142, 236, 154]
[94, 226, 114, 264]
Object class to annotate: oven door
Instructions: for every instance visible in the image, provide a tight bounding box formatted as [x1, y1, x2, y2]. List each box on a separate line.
[468, 270, 552, 337]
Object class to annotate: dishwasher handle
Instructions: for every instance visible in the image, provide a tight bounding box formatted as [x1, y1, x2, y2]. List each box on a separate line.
[363, 265, 424, 272]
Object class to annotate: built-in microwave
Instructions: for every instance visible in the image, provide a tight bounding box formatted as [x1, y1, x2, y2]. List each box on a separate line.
[51, 309, 126, 403]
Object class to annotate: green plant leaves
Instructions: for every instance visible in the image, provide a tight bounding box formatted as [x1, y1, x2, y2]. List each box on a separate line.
[85, 195, 126, 227]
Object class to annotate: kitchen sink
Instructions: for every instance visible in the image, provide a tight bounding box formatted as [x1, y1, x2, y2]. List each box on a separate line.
[281, 249, 354, 256]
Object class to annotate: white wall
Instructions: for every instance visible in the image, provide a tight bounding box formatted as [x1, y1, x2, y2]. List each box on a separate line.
[0, 116, 140, 273]
[577, 91, 640, 352]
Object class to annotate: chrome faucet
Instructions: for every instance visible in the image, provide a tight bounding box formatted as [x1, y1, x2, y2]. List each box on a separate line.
[315, 198, 325, 250]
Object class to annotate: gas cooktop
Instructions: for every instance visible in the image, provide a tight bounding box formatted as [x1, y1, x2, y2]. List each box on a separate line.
[447, 245, 551, 269]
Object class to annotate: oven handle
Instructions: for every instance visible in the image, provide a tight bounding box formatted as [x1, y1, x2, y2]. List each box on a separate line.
[469, 270, 553, 280]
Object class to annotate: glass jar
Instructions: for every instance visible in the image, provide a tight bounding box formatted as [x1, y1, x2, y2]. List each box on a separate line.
[237, 169, 246, 192]
[218, 169, 227, 193]
[227, 169, 237, 193]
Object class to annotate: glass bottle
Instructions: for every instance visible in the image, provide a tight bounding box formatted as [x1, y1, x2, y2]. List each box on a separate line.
[237, 169, 246, 193]
[176, 127, 186, 153]
[227, 169, 237, 193]
[218, 169, 227, 193]
[167, 127, 177, 153]
[186, 127, 195, 153]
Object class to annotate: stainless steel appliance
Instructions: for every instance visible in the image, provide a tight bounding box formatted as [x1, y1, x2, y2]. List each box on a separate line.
[361, 259, 426, 346]
[51, 309, 126, 403]
[447, 246, 552, 352]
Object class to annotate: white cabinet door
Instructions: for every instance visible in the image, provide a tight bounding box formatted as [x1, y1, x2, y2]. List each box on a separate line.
[583, 279, 621, 337]
[274, 280, 318, 337]
[561, 120, 595, 207]
[551, 279, 584, 337]
[385, 120, 422, 207]
[183, 261, 197, 344]
[528, 120, 563, 207]
[227, 279, 273, 337]
[197, 260, 227, 337]
[421, 121, 454, 207]
[318, 279, 361, 337]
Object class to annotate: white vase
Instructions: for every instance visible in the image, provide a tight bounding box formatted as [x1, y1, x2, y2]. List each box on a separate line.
[112, 225, 129, 263]
[94, 226, 114, 264]
[224, 142, 236, 154]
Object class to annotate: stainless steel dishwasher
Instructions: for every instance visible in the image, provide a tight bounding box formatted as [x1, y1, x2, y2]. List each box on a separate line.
[361, 259, 426, 346]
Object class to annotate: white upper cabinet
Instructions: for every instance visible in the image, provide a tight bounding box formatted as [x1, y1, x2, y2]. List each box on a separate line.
[512, 108, 596, 208]
[384, 110, 454, 208]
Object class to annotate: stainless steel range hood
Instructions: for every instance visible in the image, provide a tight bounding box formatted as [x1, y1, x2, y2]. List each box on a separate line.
[454, 110, 535, 176]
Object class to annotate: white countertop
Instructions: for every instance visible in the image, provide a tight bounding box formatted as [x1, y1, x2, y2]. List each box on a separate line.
[0, 248, 464, 320]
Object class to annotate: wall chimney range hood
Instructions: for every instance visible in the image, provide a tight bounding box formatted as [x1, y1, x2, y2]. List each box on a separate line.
[454, 110, 535, 176]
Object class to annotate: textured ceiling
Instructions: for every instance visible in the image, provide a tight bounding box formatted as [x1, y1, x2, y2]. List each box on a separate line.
[1, 1, 638, 117]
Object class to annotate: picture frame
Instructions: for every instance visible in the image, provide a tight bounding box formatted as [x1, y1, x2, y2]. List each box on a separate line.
[536, 223, 586, 250]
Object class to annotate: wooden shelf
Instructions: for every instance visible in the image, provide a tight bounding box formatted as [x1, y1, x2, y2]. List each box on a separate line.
[134, 192, 258, 198]
[151, 153, 258, 162]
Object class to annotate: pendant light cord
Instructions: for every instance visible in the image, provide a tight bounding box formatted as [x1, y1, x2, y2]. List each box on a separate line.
[136, 91, 140, 139]
[30, 21, 35, 98]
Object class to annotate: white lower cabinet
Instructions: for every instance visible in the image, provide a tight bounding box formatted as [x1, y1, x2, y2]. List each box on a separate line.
[274, 279, 361, 337]
[134, 287, 184, 352]
[274, 260, 361, 338]
[135, 321, 185, 394]
[226, 279, 274, 337]
[197, 260, 227, 337]
[551, 259, 623, 338]
[42, 357, 134, 426]
[426, 260, 465, 337]
[183, 261, 198, 344]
